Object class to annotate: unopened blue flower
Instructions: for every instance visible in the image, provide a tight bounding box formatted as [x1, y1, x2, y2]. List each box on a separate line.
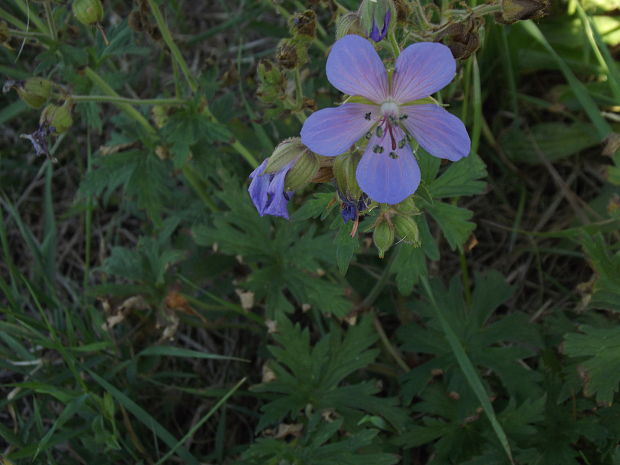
[248, 159, 294, 219]
[301, 35, 471, 205]
[339, 191, 369, 223]
[369, 9, 391, 42]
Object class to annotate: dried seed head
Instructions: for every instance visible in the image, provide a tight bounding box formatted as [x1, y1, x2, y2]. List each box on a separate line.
[290, 10, 317, 39]
[495, 0, 550, 24]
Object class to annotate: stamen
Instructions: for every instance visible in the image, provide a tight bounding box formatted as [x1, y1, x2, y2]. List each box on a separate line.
[376, 126, 384, 138]
[398, 138, 406, 149]
[373, 144, 384, 154]
[389, 151, 398, 159]
[399, 114, 408, 120]
[364, 112, 372, 120]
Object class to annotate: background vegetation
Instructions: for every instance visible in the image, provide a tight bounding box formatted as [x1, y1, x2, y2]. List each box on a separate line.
[1, 0, 620, 463]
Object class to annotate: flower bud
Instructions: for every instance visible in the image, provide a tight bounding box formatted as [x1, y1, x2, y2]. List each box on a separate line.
[16, 77, 53, 108]
[290, 10, 317, 39]
[72, 0, 104, 25]
[40, 102, 73, 133]
[285, 150, 320, 191]
[373, 216, 395, 258]
[359, 0, 395, 42]
[495, 0, 549, 24]
[333, 152, 362, 199]
[265, 138, 306, 173]
[393, 214, 420, 246]
[256, 59, 286, 104]
[396, 197, 419, 215]
[335, 12, 363, 40]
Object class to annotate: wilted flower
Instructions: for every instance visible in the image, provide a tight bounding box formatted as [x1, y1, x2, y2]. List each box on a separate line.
[339, 191, 369, 223]
[300, 35, 471, 204]
[21, 124, 55, 159]
[248, 138, 319, 219]
[249, 158, 295, 219]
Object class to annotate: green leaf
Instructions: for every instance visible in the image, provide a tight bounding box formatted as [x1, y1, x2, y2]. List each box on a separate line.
[564, 326, 620, 404]
[335, 222, 359, 275]
[429, 154, 487, 198]
[425, 202, 475, 251]
[499, 122, 600, 164]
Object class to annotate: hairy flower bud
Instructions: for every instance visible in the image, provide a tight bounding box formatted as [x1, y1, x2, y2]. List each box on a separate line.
[40, 102, 73, 133]
[72, 0, 104, 25]
[265, 138, 306, 173]
[496, 0, 549, 24]
[393, 214, 420, 246]
[373, 216, 395, 258]
[16, 77, 53, 108]
[290, 10, 317, 39]
[333, 152, 362, 199]
[335, 12, 363, 40]
[286, 150, 320, 191]
[359, 0, 395, 42]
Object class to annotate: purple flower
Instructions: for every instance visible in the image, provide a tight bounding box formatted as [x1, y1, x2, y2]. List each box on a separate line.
[249, 159, 294, 219]
[369, 9, 391, 42]
[300, 35, 471, 205]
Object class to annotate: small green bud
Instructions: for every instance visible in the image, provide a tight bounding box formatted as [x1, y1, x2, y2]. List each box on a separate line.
[265, 138, 306, 173]
[72, 0, 104, 25]
[256, 59, 286, 104]
[333, 152, 362, 198]
[16, 77, 53, 108]
[396, 197, 419, 215]
[40, 102, 73, 133]
[373, 217, 395, 258]
[335, 12, 363, 40]
[496, 0, 549, 24]
[285, 150, 320, 191]
[393, 215, 420, 246]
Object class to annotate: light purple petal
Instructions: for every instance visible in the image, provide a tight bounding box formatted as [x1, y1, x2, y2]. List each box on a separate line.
[391, 42, 456, 103]
[356, 126, 421, 204]
[401, 104, 471, 161]
[300, 103, 379, 157]
[264, 167, 292, 219]
[326, 35, 389, 103]
[248, 159, 270, 215]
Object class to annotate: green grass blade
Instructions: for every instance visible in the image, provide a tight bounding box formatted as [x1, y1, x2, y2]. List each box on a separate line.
[138, 345, 249, 362]
[154, 377, 246, 465]
[420, 276, 514, 463]
[87, 370, 200, 465]
[574, 0, 620, 102]
[521, 20, 611, 140]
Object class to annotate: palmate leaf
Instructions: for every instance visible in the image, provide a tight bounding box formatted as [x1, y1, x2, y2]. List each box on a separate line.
[564, 326, 620, 404]
[253, 317, 407, 432]
[398, 271, 543, 402]
[241, 415, 397, 465]
[425, 201, 476, 251]
[192, 177, 350, 317]
[580, 234, 620, 311]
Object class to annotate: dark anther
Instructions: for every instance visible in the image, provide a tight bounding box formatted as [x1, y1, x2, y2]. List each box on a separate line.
[399, 114, 408, 120]
[389, 151, 398, 159]
[364, 112, 372, 120]
[398, 138, 406, 149]
[373, 145, 384, 154]
[375, 126, 384, 138]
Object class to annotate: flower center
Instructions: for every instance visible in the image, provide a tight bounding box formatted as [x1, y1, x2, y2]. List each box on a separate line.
[380, 100, 399, 118]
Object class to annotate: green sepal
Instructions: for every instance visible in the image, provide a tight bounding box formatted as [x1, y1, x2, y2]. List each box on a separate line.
[264, 138, 305, 174]
[285, 151, 320, 191]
